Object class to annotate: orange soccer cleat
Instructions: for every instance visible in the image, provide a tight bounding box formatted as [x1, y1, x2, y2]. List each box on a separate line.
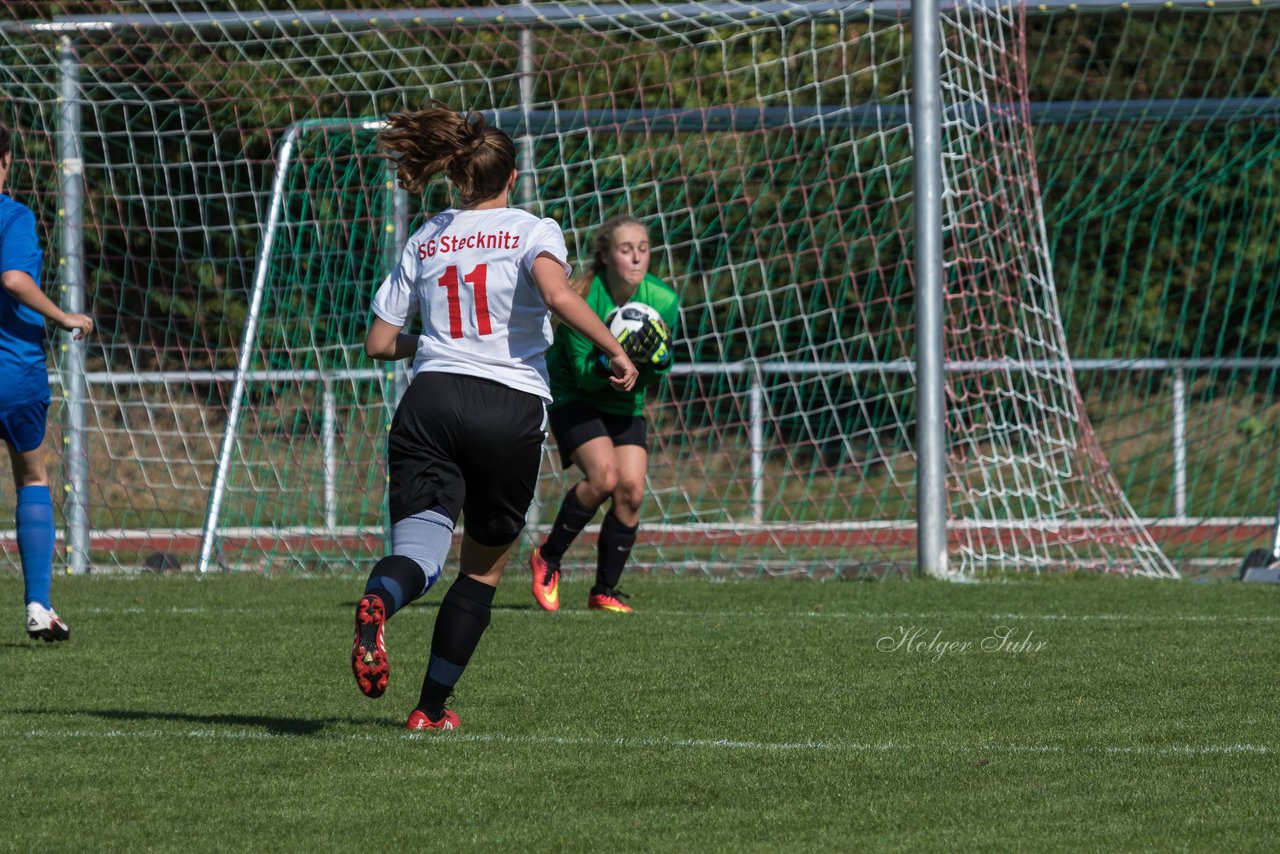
[406, 708, 461, 731]
[530, 547, 561, 612]
[352, 594, 389, 698]
[587, 588, 633, 614]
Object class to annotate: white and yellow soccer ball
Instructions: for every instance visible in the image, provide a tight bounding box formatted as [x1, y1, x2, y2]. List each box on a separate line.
[607, 301, 665, 339]
[606, 301, 671, 366]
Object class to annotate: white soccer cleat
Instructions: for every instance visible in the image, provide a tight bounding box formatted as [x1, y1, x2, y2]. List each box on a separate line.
[26, 603, 70, 642]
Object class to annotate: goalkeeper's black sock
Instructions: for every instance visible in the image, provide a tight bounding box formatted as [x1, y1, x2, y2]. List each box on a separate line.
[539, 483, 597, 567]
[594, 511, 638, 592]
[418, 574, 495, 719]
[362, 554, 427, 620]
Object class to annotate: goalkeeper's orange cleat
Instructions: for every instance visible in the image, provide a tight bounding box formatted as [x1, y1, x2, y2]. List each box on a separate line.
[352, 594, 389, 698]
[587, 589, 633, 614]
[406, 708, 460, 731]
[530, 547, 560, 612]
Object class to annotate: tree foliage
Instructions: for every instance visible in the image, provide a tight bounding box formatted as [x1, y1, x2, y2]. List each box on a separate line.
[0, 2, 1275, 376]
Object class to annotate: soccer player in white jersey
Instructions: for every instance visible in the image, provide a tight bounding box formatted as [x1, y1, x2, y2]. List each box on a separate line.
[351, 106, 638, 731]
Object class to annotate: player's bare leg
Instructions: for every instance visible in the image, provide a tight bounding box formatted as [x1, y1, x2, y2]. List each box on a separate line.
[532, 436, 616, 610]
[589, 444, 646, 613]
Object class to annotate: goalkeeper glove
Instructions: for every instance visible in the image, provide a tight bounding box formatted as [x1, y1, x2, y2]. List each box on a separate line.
[639, 316, 673, 368]
[649, 338, 674, 370]
[615, 326, 654, 363]
[618, 317, 671, 365]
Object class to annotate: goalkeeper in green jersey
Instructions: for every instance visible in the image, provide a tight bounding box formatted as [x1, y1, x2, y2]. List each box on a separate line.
[530, 215, 679, 613]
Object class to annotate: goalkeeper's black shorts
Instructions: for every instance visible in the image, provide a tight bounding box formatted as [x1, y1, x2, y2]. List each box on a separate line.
[547, 399, 647, 469]
[387, 371, 546, 547]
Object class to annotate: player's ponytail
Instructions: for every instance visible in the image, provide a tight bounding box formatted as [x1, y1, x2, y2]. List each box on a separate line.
[380, 105, 515, 206]
[570, 214, 648, 297]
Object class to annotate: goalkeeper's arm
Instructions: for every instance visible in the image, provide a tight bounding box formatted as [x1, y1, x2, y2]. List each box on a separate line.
[587, 317, 672, 384]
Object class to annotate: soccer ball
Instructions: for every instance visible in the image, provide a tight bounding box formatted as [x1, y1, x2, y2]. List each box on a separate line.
[607, 301, 665, 339]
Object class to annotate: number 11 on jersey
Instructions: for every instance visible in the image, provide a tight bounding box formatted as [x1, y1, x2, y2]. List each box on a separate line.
[437, 264, 492, 339]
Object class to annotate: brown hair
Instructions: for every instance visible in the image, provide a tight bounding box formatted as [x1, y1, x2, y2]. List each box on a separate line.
[570, 214, 649, 297]
[379, 105, 515, 206]
[0, 124, 11, 161]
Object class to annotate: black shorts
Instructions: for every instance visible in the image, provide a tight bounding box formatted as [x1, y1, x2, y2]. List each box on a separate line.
[547, 399, 647, 469]
[388, 372, 546, 547]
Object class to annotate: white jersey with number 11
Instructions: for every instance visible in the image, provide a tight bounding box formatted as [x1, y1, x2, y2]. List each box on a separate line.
[370, 207, 572, 403]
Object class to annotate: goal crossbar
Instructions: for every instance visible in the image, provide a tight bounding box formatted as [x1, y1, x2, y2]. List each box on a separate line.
[9, 0, 1280, 36]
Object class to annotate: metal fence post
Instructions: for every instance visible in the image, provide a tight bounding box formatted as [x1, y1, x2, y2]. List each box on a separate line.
[1172, 366, 1187, 518]
[749, 372, 765, 525]
[322, 377, 337, 530]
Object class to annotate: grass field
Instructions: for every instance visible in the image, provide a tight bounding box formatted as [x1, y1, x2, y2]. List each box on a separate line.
[1, 571, 1277, 851]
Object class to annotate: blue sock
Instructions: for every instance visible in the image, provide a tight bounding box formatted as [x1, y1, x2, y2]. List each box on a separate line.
[17, 485, 55, 609]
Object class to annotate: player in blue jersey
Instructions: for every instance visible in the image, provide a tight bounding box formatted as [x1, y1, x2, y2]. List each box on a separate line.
[0, 124, 94, 641]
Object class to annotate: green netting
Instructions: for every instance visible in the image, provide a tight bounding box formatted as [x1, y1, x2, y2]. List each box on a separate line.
[0, 1, 1275, 578]
[1027, 8, 1280, 568]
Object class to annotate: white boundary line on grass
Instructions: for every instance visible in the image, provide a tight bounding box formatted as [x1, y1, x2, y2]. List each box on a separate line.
[3, 728, 1270, 756]
[76, 605, 1280, 624]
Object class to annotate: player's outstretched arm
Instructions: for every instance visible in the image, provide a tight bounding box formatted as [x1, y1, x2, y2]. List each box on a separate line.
[364, 317, 418, 361]
[1, 270, 94, 339]
[531, 253, 638, 392]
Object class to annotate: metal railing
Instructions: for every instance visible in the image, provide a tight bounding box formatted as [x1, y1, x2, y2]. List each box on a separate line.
[52, 355, 1280, 549]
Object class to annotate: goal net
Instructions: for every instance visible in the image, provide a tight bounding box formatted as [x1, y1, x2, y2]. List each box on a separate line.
[7, 0, 1269, 578]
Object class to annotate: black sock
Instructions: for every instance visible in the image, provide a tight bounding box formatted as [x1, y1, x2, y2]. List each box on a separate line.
[539, 483, 597, 567]
[362, 555, 427, 620]
[594, 511, 638, 593]
[418, 574, 495, 719]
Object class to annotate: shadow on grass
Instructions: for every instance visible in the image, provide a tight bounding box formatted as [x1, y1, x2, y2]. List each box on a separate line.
[16, 708, 348, 737]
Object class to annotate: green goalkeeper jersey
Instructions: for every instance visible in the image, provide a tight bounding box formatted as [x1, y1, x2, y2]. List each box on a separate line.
[546, 272, 680, 416]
